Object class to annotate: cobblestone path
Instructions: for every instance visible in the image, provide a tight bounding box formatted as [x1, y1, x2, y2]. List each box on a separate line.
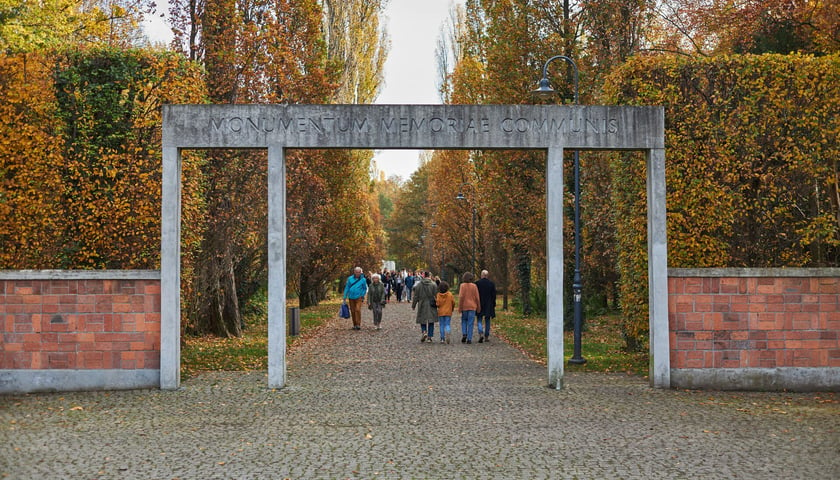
[1, 301, 838, 479]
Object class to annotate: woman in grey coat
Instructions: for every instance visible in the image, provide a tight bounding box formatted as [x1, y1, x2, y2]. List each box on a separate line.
[411, 271, 439, 342]
[367, 273, 386, 330]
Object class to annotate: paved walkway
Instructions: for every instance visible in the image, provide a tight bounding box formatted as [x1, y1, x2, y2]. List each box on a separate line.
[1, 301, 838, 479]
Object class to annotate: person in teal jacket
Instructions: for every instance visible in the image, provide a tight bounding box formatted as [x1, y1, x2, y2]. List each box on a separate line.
[343, 266, 369, 330]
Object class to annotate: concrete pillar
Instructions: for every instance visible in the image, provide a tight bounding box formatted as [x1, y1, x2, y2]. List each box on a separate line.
[647, 147, 670, 388]
[267, 146, 287, 388]
[160, 146, 181, 390]
[546, 147, 565, 389]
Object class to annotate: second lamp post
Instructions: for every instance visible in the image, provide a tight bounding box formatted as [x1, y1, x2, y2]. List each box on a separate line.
[456, 183, 477, 274]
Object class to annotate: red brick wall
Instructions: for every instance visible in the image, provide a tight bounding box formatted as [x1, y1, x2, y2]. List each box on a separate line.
[1, 275, 161, 371]
[669, 273, 840, 370]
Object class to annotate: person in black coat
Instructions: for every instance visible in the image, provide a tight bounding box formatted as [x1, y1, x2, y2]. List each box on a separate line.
[475, 269, 497, 343]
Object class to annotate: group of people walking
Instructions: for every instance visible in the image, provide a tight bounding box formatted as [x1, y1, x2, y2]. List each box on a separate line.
[376, 269, 414, 303]
[341, 266, 497, 344]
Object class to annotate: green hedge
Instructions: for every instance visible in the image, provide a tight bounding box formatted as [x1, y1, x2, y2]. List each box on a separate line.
[603, 53, 840, 348]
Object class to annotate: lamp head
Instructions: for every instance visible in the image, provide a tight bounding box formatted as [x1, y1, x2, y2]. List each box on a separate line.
[455, 192, 466, 201]
[532, 77, 555, 99]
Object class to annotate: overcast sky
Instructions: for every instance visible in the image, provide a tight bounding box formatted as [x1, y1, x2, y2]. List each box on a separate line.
[373, 0, 462, 181]
[143, 0, 463, 181]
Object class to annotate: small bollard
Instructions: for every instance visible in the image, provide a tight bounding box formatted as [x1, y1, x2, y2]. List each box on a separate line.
[288, 307, 300, 336]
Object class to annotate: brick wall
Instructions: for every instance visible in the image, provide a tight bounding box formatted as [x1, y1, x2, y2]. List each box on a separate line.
[669, 268, 840, 390]
[1, 271, 161, 373]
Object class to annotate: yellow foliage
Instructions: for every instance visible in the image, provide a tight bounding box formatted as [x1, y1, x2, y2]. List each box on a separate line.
[0, 49, 207, 269]
[604, 53, 840, 345]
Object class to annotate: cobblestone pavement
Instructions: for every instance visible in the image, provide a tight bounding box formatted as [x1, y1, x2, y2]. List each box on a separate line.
[2, 301, 839, 479]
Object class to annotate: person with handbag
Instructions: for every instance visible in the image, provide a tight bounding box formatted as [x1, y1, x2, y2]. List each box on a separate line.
[367, 273, 386, 330]
[343, 266, 368, 330]
[411, 271, 438, 342]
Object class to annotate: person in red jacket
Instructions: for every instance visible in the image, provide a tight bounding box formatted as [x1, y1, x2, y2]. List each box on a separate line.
[457, 272, 481, 344]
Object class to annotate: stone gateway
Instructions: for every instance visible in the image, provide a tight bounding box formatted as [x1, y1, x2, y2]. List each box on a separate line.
[161, 104, 668, 391]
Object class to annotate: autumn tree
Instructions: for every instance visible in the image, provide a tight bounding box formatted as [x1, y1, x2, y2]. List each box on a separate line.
[439, 0, 577, 315]
[181, 0, 339, 335]
[291, 0, 388, 307]
[322, 0, 388, 104]
[167, 0, 388, 332]
[0, 53, 65, 265]
[386, 159, 432, 271]
[0, 0, 153, 52]
[651, 0, 840, 56]
[424, 149, 475, 280]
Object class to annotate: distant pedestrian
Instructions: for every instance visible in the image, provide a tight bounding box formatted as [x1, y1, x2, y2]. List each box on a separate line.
[343, 266, 368, 330]
[411, 271, 438, 342]
[394, 272, 404, 303]
[435, 281, 455, 343]
[384, 271, 393, 303]
[457, 272, 481, 344]
[404, 271, 415, 301]
[475, 270, 497, 343]
[367, 273, 386, 330]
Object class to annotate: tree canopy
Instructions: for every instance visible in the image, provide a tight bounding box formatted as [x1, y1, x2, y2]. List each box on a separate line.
[1, 0, 838, 347]
[407, 0, 840, 350]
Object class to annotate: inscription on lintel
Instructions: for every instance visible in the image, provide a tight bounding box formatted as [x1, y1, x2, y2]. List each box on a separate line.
[163, 104, 664, 149]
[209, 115, 620, 136]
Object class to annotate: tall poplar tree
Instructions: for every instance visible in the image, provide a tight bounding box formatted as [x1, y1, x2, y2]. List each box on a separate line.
[167, 0, 388, 332]
[291, 0, 388, 308]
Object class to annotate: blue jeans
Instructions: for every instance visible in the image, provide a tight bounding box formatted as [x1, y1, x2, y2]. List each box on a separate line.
[421, 323, 435, 337]
[438, 316, 451, 339]
[476, 313, 491, 337]
[460, 310, 476, 341]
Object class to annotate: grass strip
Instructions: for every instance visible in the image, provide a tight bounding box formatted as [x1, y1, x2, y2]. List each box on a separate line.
[493, 310, 649, 376]
[181, 300, 336, 378]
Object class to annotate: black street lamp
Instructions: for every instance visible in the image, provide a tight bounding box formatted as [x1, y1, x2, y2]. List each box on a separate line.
[430, 222, 446, 281]
[456, 183, 477, 274]
[534, 55, 586, 365]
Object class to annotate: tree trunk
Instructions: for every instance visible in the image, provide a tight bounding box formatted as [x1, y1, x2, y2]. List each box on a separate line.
[500, 241, 509, 311]
[298, 268, 321, 308]
[514, 243, 531, 316]
[195, 237, 243, 337]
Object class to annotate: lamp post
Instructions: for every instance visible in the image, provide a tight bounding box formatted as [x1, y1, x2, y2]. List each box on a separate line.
[430, 222, 445, 281]
[456, 183, 477, 274]
[533, 55, 586, 365]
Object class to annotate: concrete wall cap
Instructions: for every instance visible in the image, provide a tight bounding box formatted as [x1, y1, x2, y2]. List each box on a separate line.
[0, 270, 161, 280]
[669, 267, 840, 278]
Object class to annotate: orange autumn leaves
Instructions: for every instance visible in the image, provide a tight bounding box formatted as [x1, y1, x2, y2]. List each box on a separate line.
[0, 50, 206, 269]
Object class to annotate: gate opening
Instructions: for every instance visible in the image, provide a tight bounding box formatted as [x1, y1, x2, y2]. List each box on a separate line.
[161, 104, 667, 391]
